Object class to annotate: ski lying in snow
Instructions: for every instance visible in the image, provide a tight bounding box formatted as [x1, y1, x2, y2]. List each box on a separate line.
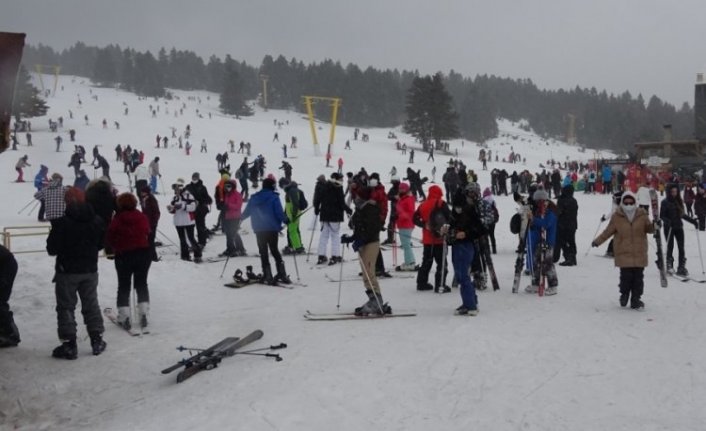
[324, 273, 414, 283]
[163, 330, 265, 383]
[304, 310, 416, 321]
[103, 307, 141, 336]
[479, 236, 500, 291]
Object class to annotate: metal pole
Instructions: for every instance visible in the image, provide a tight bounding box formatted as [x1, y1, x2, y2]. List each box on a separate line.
[336, 245, 345, 310]
[17, 198, 36, 215]
[695, 224, 705, 275]
[219, 255, 231, 278]
[306, 218, 318, 263]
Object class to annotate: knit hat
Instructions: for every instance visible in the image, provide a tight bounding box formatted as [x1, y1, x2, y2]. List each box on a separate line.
[51, 172, 63, 181]
[221, 173, 230, 181]
[192, 172, 200, 180]
[483, 187, 492, 198]
[533, 189, 549, 201]
[391, 175, 400, 183]
[370, 172, 380, 181]
[174, 178, 185, 187]
[263, 177, 276, 190]
[116, 192, 138, 211]
[398, 182, 410, 193]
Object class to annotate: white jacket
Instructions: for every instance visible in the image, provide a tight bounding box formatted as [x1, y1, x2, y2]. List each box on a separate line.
[168, 190, 197, 226]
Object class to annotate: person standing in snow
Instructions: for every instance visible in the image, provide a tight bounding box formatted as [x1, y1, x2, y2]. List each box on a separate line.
[241, 176, 291, 285]
[138, 185, 161, 262]
[0, 245, 20, 347]
[148, 157, 161, 194]
[282, 181, 306, 255]
[314, 173, 352, 265]
[554, 184, 578, 266]
[46, 187, 107, 359]
[167, 178, 202, 263]
[660, 183, 698, 276]
[106, 193, 152, 330]
[15, 155, 30, 182]
[395, 182, 417, 271]
[185, 172, 213, 248]
[219, 179, 246, 257]
[592, 191, 655, 310]
[34, 173, 69, 225]
[413, 184, 450, 292]
[525, 188, 559, 295]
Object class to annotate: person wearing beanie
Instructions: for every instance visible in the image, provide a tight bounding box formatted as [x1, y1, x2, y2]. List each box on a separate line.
[525, 187, 559, 295]
[660, 183, 698, 276]
[395, 182, 417, 271]
[382, 176, 401, 245]
[219, 180, 246, 257]
[185, 172, 213, 248]
[314, 172, 352, 265]
[33, 173, 69, 224]
[592, 191, 655, 310]
[138, 185, 161, 262]
[168, 178, 202, 263]
[46, 186, 107, 359]
[107, 193, 152, 330]
[241, 174, 291, 285]
[554, 184, 579, 266]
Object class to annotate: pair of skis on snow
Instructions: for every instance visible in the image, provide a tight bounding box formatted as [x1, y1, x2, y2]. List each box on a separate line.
[223, 265, 305, 289]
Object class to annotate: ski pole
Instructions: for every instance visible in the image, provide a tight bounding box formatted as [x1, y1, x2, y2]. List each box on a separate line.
[584, 217, 604, 257]
[306, 218, 318, 263]
[358, 246, 385, 314]
[695, 224, 706, 276]
[17, 198, 35, 215]
[391, 231, 398, 268]
[157, 228, 180, 248]
[26, 200, 40, 216]
[291, 248, 301, 282]
[233, 352, 283, 361]
[439, 235, 448, 292]
[337, 244, 345, 310]
[219, 255, 230, 278]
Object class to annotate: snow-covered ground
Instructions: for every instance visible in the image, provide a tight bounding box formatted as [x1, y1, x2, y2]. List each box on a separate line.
[2, 76, 706, 431]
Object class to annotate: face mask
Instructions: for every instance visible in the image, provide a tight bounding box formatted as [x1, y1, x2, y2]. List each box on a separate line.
[368, 179, 378, 188]
[621, 202, 637, 221]
[192, 180, 199, 184]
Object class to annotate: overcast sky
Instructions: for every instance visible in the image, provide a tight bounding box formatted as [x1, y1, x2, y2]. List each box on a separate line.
[3, 0, 706, 107]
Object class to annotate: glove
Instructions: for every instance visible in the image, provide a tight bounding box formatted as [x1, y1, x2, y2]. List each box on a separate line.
[352, 239, 362, 252]
[600, 215, 606, 222]
[341, 234, 354, 244]
[173, 203, 183, 210]
[591, 241, 598, 248]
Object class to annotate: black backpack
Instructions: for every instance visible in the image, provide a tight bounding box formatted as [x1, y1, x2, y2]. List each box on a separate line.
[298, 190, 308, 210]
[428, 202, 449, 238]
[510, 213, 521, 234]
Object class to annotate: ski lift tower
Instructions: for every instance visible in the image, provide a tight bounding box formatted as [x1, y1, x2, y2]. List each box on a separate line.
[302, 96, 342, 157]
[34, 64, 62, 96]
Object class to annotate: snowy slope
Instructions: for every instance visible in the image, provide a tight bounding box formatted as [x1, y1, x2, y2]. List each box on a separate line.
[1, 76, 706, 431]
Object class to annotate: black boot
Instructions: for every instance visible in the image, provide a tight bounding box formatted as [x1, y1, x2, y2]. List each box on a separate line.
[317, 255, 328, 265]
[275, 261, 292, 285]
[262, 264, 276, 285]
[89, 332, 107, 356]
[0, 311, 20, 348]
[52, 338, 78, 360]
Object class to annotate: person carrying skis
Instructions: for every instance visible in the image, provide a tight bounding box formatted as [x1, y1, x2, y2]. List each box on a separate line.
[314, 173, 352, 265]
[592, 191, 655, 310]
[525, 188, 559, 295]
[106, 193, 152, 330]
[413, 185, 450, 292]
[46, 187, 107, 359]
[219, 179, 246, 257]
[15, 155, 30, 182]
[660, 183, 698, 276]
[241, 176, 291, 285]
[341, 182, 391, 316]
[167, 178, 202, 263]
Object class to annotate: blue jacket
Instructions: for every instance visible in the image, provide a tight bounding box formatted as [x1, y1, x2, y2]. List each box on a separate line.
[562, 174, 572, 187]
[241, 188, 286, 232]
[34, 165, 48, 191]
[602, 166, 612, 182]
[528, 204, 557, 251]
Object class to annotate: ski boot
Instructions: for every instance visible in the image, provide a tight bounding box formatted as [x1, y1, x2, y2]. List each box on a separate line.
[275, 261, 292, 285]
[234, 268, 249, 284]
[282, 246, 295, 255]
[354, 290, 391, 316]
[52, 338, 78, 360]
[295, 247, 306, 254]
[89, 332, 107, 356]
[0, 311, 20, 348]
[317, 255, 328, 265]
[117, 306, 131, 330]
[138, 302, 149, 329]
[261, 264, 276, 285]
[677, 258, 688, 276]
[328, 256, 342, 265]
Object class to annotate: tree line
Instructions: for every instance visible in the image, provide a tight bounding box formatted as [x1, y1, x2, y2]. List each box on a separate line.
[21, 42, 694, 152]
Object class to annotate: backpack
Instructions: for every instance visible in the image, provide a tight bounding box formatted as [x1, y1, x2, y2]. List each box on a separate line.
[298, 190, 308, 211]
[491, 201, 499, 224]
[428, 202, 449, 238]
[510, 213, 521, 234]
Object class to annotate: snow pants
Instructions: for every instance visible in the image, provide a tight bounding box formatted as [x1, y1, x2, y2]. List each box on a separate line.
[176, 225, 201, 260]
[619, 267, 644, 304]
[358, 242, 381, 294]
[416, 243, 447, 288]
[114, 248, 151, 307]
[452, 241, 477, 309]
[665, 227, 686, 267]
[317, 221, 341, 258]
[398, 228, 415, 265]
[223, 218, 245, 254]
[54, 272, 104, 340]
[530, 245, 558, 288]
[255, 231, 284, 271]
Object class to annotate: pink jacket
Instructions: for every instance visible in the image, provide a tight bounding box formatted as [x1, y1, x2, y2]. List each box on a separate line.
[223, 189, 243, 220]
[396, 193, 416, 229]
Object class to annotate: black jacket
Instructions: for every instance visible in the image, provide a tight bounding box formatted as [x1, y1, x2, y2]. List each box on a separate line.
[185, 179, 213, 209]
[556, 185, 578, 232]
[85, 180, 116, 226]
[47, 203, 105, 274]
[315, 181, 351, 222]
[449, 203, 486, 243]
[350, 200, 382, 245]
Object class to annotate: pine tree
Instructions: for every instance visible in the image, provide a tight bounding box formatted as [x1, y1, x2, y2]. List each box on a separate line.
[404, 73, 459, 150]
[13, 65, 48, 121]
[220, 56, 252, 117]
[92, 47, 118, 86]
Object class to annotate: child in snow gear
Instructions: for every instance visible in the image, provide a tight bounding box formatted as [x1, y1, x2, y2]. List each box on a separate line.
[525, 188, 559, 295]
[0, 245, 20, 347]
[241, 176, 291, 285]
[220, 180, 246, 257]
[107, 193, 152, 330]
[661, 184, 698, 276]
[592, 192, 655, 310]
[282, 181, 306, 254]
[413, 185, 450, 291]
[395, 182, 417, 271]
[168, 178, 202, 263]
[314, 173, 352, 265]
[46, 188, 107, 358]
[342, 184, 391, 316]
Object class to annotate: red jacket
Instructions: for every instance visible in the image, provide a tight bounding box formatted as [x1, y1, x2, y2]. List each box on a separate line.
[107, 209, 150, 254]
[223, 184, 243, 220]
[370, 184, 388, 222]
[416, 185, 444, 245]
[396, 193, 416, 229]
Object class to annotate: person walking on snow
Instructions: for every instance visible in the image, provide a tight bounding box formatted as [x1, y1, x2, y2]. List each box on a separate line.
[660, 184, 698, 276]
[592, 191, 655, 310]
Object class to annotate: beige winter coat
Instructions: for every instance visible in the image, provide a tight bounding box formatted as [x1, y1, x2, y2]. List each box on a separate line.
[594, 207, 655, 268]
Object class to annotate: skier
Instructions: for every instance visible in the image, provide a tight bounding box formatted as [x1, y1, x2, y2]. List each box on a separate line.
[482, 187, 499, 254]
[395, 182, 417, 271]
[341, 181, 391, 315]
[413, 185, 449, 292]
[167, 178, 202, 263]
[15, 155, 30, 182]
[68, 151, 82, 177]
[219, 180, 246, 257]
[148, 157, 161, 194]
[314, 173, 352, 265]
[282, 181, 306, 255]
[554, 184, 578, 266]
[200, 139, 207, 153]
[337, 157, 343, 175]
[409, 149, 415, 164]
[442, 163, 459, 203]
[106, 193, 152, 330]
[525, 188, 559, 295]
[592, 191, 655, 310]
[185, 172, 213, 248]
[0, 245, 20, 347]
[660, 184, 698, 276]
[241, 176, 291, 285]
[46, 187, 107, 359]
[33, 164, 48, 221]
